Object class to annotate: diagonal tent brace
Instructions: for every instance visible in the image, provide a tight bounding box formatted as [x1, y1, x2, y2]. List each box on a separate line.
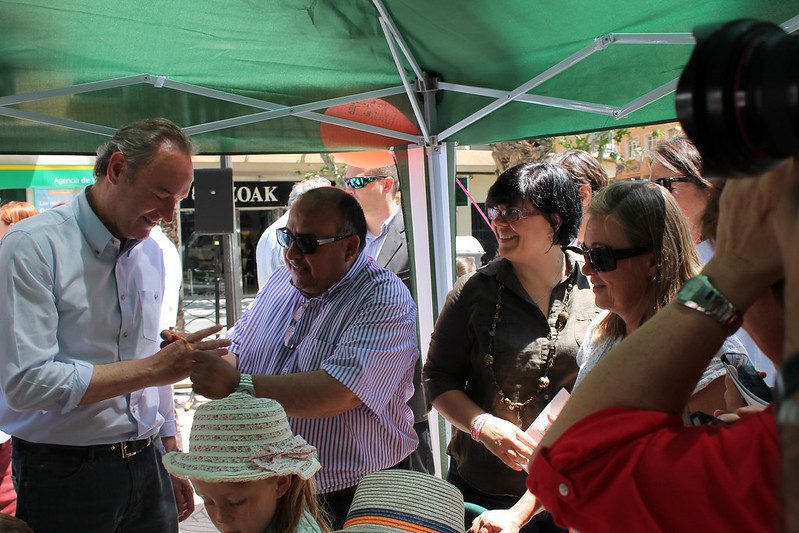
[436, 35, 613, 142]
[158, 78, 422, 143]
[0, 106, 117, 137]
[371, 0, 425, 81]
[0, 75, 424, 146]
[378, 17, 431, 144]
[182, 86, 409, 137]
[439, 82, 617, 117]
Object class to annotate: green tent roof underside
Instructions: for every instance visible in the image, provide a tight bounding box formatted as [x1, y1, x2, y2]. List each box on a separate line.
[0, 0, 796, 154]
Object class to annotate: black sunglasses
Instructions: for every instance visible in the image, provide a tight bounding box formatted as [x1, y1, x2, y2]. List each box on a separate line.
[580, 244, 651, 272]
[652, 176, 694, 192]
[486, 206, 538, 223]
[344, 176, 387, 189]
[277, 228, 353, 255]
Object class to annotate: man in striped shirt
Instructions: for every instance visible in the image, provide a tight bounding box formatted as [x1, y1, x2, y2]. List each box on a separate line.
[190, 187, 419, 528]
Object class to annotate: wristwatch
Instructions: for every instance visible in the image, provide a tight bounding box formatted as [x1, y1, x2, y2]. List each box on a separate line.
[675, 275, 743, 333]
[236, 373, 255, 396]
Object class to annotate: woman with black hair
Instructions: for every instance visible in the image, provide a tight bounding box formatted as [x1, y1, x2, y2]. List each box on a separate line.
[423, 162, 599, 532]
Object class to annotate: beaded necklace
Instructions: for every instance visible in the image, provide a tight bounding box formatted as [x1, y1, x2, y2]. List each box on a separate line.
[483, 273, 576, 424]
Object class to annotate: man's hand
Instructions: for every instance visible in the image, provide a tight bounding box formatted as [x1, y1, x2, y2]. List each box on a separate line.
[148, 335, 230, 387]
[470, 509, 524, 533]
[161, 436, 195, 521]
[190, 350, 240, 399]
[159, 324, 226, 349]
[171, 475, 195, 522]
[709, 161, 793, 310]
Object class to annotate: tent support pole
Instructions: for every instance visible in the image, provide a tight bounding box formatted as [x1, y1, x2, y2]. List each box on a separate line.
[418, 82, 456, 477]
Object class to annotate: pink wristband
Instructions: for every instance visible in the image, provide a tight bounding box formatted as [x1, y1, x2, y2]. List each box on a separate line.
[470, 413, 491, 441]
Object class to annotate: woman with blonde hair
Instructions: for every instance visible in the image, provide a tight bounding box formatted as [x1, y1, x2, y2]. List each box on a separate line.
[0, 201, 38, 239]
[163, 390, 329, 532]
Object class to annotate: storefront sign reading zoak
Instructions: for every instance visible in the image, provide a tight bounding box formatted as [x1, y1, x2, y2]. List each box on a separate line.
[180, 181, 294, 209]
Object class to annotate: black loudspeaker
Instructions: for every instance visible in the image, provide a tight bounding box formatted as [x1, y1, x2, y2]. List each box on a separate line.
[194, 168, 234, 234]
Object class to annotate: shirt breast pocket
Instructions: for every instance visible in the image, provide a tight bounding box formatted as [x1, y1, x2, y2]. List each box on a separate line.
[295, 336, 337, 373]
[138, 290, 162, 341]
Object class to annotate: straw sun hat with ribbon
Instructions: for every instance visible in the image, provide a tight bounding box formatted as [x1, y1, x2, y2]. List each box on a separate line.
[162, 392, 321, 483]
[334, 470, 465, 533]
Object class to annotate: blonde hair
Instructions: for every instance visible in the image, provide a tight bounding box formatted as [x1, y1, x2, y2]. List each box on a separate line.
[0, 201, 38, 225]
[589, 180, 699, 341]
[270, 475, 331, 533]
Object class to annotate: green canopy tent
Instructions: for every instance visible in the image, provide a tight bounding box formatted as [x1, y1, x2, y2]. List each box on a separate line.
[1, 0, 797, 474]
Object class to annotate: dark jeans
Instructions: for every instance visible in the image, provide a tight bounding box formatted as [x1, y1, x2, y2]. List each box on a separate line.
[407, 419, 435, 474]
[448, 459, 567, 533]
[320, 454, 413, 530]
[12, 438, 178, 533]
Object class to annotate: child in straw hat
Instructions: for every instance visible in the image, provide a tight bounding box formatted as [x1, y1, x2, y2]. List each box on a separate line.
[163, 391, 330, 533]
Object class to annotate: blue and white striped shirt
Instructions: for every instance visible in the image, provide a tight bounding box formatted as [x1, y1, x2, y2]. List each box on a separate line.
[229, 252, 419, 493]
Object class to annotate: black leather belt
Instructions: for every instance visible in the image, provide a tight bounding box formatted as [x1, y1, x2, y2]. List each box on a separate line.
[12, 435, 154, 460]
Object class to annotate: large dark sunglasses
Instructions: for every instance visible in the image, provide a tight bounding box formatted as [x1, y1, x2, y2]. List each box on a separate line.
[344, 176, 387, 189]
[652, 176, 694, 192]
[277, 228, 353, 254]
[580, 244, 651, 272]
[486, 206, 538, 223]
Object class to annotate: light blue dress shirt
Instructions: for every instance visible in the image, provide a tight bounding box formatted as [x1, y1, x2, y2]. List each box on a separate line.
[0, 189, 176, 445]
[362, 205, 398, 261]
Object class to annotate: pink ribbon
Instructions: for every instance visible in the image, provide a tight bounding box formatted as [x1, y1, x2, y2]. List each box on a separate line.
[455, 178, 492, 228]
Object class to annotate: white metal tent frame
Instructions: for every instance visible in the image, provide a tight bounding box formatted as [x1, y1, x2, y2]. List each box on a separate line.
[3, 3, 797, 475]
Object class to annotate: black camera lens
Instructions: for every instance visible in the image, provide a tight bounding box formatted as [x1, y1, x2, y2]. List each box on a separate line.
[676, 19, 799, 177]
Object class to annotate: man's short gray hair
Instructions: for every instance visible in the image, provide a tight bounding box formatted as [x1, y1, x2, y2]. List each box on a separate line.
[94, 118, 195, 180]
[288, 176, 332, 207]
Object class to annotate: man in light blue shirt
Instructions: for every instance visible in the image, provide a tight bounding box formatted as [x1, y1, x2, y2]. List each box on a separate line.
[0, 118, 230, 532]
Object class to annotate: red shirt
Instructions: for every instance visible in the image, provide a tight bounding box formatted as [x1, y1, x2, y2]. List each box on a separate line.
[528, 406, 779, 533]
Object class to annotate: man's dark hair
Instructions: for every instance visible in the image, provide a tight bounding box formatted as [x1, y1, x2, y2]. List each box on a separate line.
[94, 118, 196, 180]
[486, 161, 582, 247]
[550, 150, 609, 193]
[302, 187, 368, 254]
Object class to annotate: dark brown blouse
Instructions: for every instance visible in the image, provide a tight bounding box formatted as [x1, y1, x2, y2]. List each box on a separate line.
[423, 252, 599, 497]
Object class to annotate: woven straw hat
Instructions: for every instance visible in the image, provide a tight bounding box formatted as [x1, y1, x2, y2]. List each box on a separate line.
[162, 392, 321, 483]
[334, 470, 465, 532]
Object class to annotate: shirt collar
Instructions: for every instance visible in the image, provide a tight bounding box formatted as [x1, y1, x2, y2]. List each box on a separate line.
[74, 187, 141, 257]
[369, 204, 400, 239]
[477, 252, 582, 298]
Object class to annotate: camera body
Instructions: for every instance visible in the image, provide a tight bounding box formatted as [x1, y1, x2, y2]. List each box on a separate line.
[676, 19, 799, 177]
